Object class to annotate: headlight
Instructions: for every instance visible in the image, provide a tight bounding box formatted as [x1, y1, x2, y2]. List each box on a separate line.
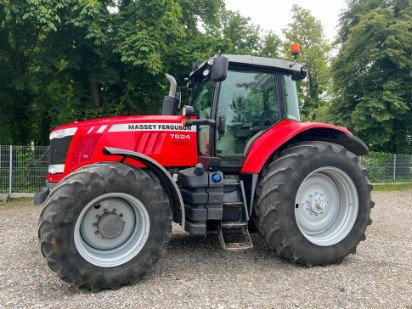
[50, 127, 77, 140]
[48, 164, 65, 174]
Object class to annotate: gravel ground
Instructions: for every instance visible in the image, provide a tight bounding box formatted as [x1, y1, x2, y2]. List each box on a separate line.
[0, 191, 411, 309]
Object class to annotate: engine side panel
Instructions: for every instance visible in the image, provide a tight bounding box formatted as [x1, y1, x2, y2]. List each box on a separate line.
[48, 115, 198, 183]
[241, 120, 354, 174]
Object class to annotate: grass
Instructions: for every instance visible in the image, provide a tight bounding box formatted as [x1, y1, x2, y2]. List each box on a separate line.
[0, 197, 33, 207]
[373, 183, 412, 191]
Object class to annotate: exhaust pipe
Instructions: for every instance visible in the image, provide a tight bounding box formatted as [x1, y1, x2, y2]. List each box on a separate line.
[162, 74, 179, 115]
[165, 74, 177, 97]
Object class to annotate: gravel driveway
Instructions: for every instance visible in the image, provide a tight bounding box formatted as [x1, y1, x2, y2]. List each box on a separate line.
[0, 190, 411, 308]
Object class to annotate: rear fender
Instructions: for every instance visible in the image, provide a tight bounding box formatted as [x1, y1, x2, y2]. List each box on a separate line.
[103, 147, 185, 228]
[241, 120, 368, 174]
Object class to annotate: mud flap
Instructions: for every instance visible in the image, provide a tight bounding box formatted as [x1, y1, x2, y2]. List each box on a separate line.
[34, 187, 49, 205]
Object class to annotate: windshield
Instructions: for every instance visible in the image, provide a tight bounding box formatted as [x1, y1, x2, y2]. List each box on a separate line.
[189, 77, 215, 119]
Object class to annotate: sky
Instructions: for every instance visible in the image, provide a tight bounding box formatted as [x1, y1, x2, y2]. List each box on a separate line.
[225, 0, 348, 43]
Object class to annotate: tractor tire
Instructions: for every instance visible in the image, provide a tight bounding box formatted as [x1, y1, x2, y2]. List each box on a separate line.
[38, 162, 172, 291]
[254, 141, 373, 266]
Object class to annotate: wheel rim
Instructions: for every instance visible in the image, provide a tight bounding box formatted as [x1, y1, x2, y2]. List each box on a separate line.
[295, 167, 358, 246]
[74, 193, 150, 267]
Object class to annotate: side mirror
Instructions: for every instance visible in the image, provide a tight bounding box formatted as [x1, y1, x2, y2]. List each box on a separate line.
[182, 105, 196, 117]
[182, 105, 216, 127]
[211, 55, 229, 82]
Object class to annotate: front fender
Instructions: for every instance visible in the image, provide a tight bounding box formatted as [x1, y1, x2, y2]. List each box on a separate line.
[241, 120, 368, 174]
[103, 147, 185, 229]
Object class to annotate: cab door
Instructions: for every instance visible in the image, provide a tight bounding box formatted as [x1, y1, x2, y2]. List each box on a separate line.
[215, 68, 281, 168]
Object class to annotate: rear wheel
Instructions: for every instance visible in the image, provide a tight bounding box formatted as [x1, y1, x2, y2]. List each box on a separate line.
[254, 142, 373, 266]
[38, 162, 172, 291]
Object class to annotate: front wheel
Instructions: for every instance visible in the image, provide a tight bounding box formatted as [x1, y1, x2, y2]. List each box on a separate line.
[254, 142, 373, 266]
[38, 162, 172, 291]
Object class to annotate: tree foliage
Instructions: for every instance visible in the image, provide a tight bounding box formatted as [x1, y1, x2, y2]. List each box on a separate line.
[282, 5, 331, 121]
[0, 0, 282, 145]
[332, 0, 412, 153]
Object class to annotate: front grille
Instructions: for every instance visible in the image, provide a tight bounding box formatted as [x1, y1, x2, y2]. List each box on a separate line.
[50, 136, 73, 165]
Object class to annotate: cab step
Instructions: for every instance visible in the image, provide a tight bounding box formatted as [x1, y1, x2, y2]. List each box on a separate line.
[218, 221, 253, 252]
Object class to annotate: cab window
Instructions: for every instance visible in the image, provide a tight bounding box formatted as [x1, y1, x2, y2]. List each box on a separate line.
[190, 77, 214, 119]
[284, 74, 300, 121]
[189, 77, 215, 156]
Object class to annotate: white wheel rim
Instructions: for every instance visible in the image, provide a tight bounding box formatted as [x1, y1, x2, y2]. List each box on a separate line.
[295, 167, 358, 246]
[74, 193, 150, 267]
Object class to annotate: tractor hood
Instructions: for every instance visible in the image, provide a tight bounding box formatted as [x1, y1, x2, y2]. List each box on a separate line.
[48, 115, 199, 183]
[50, 115, 190, 133]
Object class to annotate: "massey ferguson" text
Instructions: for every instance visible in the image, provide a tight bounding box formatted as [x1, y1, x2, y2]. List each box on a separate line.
[127, 124, 192, 131]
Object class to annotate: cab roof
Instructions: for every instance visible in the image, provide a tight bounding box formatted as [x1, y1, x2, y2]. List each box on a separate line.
[223, 54, 304, 74]
[191, 54, 306, 80]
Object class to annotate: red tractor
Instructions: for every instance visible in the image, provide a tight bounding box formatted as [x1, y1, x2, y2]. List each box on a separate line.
[37, 51, 373, 291]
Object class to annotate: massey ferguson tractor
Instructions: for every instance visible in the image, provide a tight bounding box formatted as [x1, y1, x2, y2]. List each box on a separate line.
[36, 48, 373, 291]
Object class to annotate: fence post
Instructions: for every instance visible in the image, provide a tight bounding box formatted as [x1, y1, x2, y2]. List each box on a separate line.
[9, 145, 12, 197]
[393, 153, 397, 182]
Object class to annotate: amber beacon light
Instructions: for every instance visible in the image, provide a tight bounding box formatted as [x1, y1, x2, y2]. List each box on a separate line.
[290, 43, 301, 59]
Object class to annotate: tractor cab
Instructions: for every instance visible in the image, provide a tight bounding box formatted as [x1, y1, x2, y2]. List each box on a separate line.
[183, 54, 307, 169]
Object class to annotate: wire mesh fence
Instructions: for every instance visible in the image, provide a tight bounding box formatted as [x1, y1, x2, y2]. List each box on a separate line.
[360, 152, 412, 183]
[0, 145, 411, 194]
[0, 145, 49, 194]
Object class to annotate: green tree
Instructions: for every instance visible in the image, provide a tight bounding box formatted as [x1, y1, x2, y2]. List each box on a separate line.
[282, 5, 331, 121]
[332, 0, 412, 153]
[259, 31, 282, 58]
[0, 0, 225, 144]
[219, 10, 261, 54]
[216, 10, 282, 57]
[0, 0, 284, 145]
[0, 0, 121, 144]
